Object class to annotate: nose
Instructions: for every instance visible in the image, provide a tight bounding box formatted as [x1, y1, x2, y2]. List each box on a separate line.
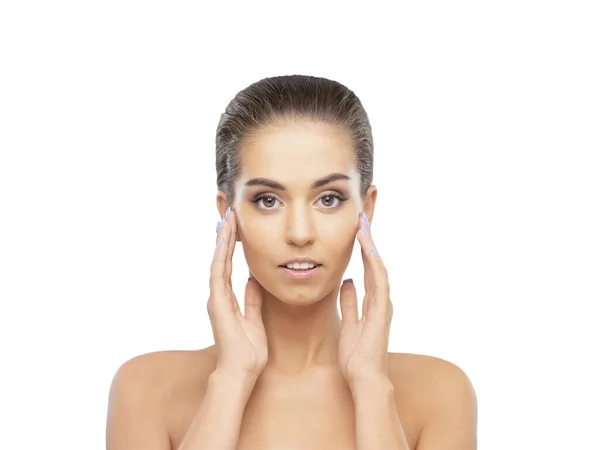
[284, 204, 315, 247]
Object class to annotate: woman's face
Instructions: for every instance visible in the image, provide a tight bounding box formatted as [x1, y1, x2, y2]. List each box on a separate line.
[225, 120, 376, 305]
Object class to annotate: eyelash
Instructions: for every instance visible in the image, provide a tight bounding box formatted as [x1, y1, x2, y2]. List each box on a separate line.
[251, 191, 348, 211]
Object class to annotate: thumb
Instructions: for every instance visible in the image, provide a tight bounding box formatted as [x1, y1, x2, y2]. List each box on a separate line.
[339, 278, 359, 328]
[244, 278, 264, 325]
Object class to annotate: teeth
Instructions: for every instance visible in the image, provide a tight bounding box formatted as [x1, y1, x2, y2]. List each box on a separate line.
[285, 262, 316, 270]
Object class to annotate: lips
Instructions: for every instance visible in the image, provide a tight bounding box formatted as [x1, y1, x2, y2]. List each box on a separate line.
[279, 258, 322, 270]
[278, 263, 322, 280]
[280, 262, 321, 270]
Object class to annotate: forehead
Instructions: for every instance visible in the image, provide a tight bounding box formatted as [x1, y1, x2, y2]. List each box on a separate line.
[239, 121, 356, 181]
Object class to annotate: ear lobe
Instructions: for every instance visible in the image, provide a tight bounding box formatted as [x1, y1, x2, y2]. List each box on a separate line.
[216, 191, 229, 219]
[216, 191, 241, 240]
[364, 185, 378, 223]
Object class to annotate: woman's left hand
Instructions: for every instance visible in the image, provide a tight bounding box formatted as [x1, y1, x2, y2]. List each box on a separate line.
[338, 211, 394, 389]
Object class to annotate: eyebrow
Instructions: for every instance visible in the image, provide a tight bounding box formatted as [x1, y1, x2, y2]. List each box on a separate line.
[244, 173, 351, 191]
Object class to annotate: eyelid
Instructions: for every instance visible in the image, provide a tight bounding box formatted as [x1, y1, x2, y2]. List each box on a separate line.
[320, 189, 346, 197]
[318, 189, 348, 201]
[251, 192, 282, 202]
[250, 190, 348, 210]
[251, 192, 283, 210]
[316, 191, 348, 209]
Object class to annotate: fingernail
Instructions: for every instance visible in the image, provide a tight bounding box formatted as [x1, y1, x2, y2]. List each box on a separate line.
[361, 211, 370, 228]
[216, 219, 223, 233]
[217, 237, 224, 248]
[371, 246, 379, 258]
[343, 278, 353, 284]
[225, 207, 231, 219]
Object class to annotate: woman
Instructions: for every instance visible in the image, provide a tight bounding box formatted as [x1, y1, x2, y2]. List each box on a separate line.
[106, 75, 478, 450]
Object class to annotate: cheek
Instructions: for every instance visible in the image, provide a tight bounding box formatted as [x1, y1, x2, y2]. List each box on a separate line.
[319, 218, 358, 253]
[236, 211, 275, 257]
[237, 206, 358, 257]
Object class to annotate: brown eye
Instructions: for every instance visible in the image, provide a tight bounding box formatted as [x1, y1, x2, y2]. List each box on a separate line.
[254, 194, 281, 210]
[318, 193, 346, 209]
[262, 196, 276, 207]
[321, 195, 335, 207]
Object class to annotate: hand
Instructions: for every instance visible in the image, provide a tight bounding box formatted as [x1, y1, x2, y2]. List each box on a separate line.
[338, 211, 394, 388]
[207, 207, 268, 379]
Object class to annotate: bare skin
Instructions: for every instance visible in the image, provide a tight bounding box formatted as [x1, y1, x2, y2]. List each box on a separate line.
[106, 119, 477, 449]
[109, 347, 461, 450]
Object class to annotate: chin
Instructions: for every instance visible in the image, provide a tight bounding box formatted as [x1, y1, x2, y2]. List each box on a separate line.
[248, 254, 348, 302]
[258, 272, 340, 307]
[273, 292, 328, 308]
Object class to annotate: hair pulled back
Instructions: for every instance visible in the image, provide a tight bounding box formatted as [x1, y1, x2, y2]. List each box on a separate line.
[215, 75, 374, 202]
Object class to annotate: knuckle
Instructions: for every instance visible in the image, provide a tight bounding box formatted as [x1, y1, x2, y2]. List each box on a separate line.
[207, 296, 223, 318]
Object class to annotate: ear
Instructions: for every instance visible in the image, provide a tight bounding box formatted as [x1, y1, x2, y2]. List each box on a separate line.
[216, 191, 229, 219]
[216, 191, 241, 242]
[362, 185, 378, 225]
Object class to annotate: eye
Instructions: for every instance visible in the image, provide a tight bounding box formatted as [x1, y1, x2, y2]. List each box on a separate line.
[317, 192, 347, 209]
[252, 194, 282, 210]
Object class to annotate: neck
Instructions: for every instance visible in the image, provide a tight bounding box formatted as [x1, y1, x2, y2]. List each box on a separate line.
[258, 283, 342, 376]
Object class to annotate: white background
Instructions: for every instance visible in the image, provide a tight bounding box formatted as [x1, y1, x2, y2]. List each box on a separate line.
[1, 1, 598, 448]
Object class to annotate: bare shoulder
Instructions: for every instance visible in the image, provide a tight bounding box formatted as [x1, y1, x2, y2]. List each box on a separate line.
[106, 347, 217, 450]
[388, 352, 475, 389]
[388, 352, 478, 449]
[114, 346, 216, 382]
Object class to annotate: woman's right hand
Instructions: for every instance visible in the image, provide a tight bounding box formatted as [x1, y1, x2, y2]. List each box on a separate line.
[207, 207, 268, 379]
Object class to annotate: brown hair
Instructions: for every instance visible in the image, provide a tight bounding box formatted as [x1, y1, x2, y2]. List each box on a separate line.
[215, 74, 374, 202]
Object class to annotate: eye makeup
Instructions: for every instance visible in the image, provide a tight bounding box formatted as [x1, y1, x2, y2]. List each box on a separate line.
[249, 189, 349, 211]
[233, 169, 363, 216]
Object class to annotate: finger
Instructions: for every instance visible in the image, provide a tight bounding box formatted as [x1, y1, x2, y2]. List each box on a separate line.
[357, 212, 390, 307]
[357, 211, 385, 271]
[215, 215, 224, 245]
[244, 278, 264, 326]
[360, 240, 374, 295]
[225, 208, 237, 284]
[209, 213, 231, 299]
[357, 213, 375, 293]
[339, 279, 359, 326]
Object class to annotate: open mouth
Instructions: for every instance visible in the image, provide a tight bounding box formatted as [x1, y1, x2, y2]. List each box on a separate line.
[279, 262, 322, 271]
[278, 263, 322, 279]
